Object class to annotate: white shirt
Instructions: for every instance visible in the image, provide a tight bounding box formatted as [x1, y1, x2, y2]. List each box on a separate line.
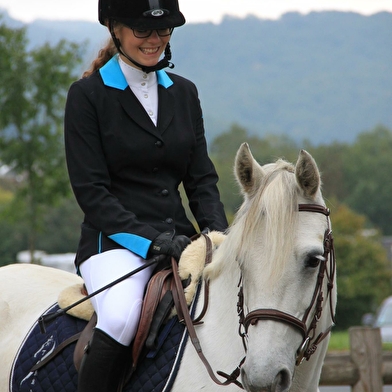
[119, 57, 159, 126]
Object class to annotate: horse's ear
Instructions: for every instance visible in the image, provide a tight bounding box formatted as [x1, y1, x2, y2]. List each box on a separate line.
[295, 149, 321, 198]
[235, 142, 264, 197]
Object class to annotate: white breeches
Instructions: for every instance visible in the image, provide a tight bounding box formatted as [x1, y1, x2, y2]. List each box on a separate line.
[79, 249, 154, 346]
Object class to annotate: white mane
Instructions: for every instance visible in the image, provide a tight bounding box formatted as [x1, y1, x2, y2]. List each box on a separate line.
[206, 159, 299, 286]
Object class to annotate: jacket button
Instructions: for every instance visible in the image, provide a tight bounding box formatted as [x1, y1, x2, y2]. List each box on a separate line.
[155, 141, 163, 147]
[165, 218, 173, 224]
[161, 189, 169, 197]
[152, 167, 158, 173]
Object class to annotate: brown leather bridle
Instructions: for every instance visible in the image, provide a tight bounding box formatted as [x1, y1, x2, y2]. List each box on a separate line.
[238, 203, 336, 366]
[172, 203, 336, 389]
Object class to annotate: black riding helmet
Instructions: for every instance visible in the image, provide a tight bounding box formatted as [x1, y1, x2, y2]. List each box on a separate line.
[99, 0, 185, 29]
[99, 0, 185, 72]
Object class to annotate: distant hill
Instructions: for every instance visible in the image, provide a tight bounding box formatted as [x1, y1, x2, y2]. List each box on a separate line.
[1, 9, 391, 144]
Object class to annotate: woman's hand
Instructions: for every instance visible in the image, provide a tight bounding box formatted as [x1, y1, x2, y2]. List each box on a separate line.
[150, 230, 191, 261]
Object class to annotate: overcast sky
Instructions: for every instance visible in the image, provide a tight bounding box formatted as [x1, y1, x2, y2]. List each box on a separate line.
[0, 0, 391, 24]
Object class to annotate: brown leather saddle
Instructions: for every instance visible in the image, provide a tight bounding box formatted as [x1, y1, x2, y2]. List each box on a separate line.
[73, 265, 184, 372]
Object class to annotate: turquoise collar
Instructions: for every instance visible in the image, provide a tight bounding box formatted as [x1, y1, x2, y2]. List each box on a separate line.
[99, 55, 173, 90]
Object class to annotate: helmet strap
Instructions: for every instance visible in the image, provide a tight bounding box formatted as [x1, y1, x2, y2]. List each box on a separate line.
[109, 20, 174, 73]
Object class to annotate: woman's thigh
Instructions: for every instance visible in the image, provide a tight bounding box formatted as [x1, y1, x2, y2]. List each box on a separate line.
[79, 249, 154, 345]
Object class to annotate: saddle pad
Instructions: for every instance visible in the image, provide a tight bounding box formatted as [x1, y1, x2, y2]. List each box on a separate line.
[126, 281, 200, 392]
[11, 289, 199, 392]
[11, 304, 87, 392]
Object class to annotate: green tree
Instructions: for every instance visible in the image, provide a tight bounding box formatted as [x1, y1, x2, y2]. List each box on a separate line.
[304, 141, 350, 201]
[210, 124, 252, 217]
[341, 126, 392, 235]
[0, 18, 83, 262]
[0, 184, 28, 267]
[331, 201, 392, 329]
[36, 197, 83, 254]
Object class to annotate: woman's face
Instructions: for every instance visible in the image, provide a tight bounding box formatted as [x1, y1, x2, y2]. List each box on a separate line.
[115, 25, 171, 69]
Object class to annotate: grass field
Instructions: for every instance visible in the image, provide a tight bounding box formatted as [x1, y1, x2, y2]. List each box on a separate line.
[328, 331, 350, 351]
[328, 330, 392, 351]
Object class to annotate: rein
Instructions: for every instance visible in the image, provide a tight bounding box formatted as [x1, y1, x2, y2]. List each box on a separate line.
[171, 236, 244, 389]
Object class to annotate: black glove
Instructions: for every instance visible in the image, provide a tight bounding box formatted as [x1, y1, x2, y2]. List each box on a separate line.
[150, 230, 191, 261]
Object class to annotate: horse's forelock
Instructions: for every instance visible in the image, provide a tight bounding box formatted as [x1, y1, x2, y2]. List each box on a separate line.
[232, 160, 299, 284]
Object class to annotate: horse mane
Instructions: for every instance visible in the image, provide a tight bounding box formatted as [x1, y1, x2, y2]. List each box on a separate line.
[207, 159, 299, 286]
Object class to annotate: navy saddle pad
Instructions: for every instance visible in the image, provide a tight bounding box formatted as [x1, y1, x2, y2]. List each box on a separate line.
[11, 303, 191, 392]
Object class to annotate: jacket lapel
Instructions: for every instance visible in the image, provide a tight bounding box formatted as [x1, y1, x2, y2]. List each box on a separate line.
[100, 56, 174, 138]
[117, 88, 159, 137]
[157, 84, 175, 135]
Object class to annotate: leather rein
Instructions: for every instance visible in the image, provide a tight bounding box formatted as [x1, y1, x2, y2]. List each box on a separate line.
[173, 203, 336, 389]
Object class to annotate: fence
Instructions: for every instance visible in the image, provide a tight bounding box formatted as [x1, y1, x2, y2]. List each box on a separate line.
[320, 327, 392, 391]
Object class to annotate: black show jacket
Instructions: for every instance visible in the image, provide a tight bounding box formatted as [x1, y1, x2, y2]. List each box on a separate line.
[64, 56, 228, 266]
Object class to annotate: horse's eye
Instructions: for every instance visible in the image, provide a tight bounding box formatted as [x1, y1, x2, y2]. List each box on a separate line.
[305, 255, 323, 269]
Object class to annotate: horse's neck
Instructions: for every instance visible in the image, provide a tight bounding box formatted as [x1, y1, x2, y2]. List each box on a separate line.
[196, 249, 244, 367]
[205, 257, 240, 322]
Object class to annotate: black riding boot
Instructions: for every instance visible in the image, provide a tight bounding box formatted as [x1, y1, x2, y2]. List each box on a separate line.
[78, 328, 130, 392]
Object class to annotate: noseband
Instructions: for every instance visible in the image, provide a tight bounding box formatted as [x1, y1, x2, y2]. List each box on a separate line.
[238, 203, 336, 365]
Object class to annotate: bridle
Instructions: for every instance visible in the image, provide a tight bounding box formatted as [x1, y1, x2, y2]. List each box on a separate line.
[237, 203, 336, 366]
[172, 203, 336, 389]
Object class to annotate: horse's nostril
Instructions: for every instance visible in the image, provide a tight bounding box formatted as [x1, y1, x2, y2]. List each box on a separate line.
[241, 366, 292, 392]
[273, 368, 291, 392]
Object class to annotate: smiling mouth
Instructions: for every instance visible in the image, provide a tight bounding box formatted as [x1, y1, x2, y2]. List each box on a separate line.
[140, 47, 160, 55]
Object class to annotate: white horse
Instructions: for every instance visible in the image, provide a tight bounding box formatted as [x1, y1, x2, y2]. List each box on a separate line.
[0, 143, 336, 392]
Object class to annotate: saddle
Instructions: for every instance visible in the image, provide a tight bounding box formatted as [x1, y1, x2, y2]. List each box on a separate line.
[73, 265, 182, 374]
[31, 231, 226, 383]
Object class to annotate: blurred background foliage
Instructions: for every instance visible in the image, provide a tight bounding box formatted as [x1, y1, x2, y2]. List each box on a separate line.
[1, 17, 391, 330]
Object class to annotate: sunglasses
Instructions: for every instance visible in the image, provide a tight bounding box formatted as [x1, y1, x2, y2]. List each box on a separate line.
[132, 27, 174, 38]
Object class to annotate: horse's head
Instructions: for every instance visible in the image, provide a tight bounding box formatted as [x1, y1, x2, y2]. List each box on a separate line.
[231, 143, 336, 392]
